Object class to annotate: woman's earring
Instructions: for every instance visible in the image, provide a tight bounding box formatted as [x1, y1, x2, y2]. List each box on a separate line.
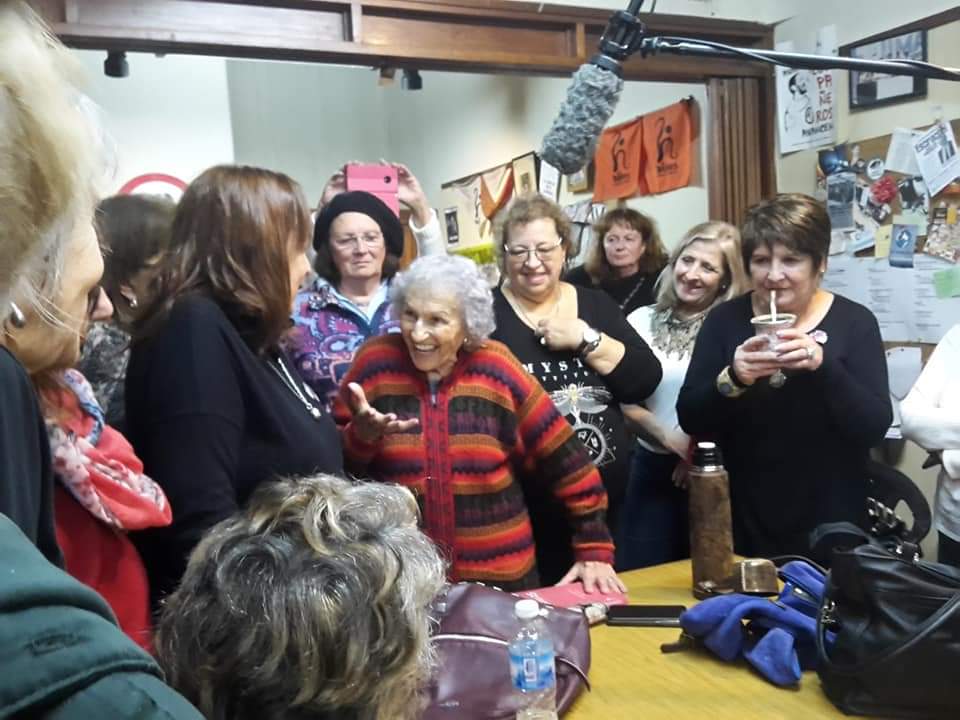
[7, 302, 26, 328]
[127, 295, 138, 309]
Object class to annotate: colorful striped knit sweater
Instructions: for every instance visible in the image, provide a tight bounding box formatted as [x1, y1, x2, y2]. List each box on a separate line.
[333, 335, 614, 590]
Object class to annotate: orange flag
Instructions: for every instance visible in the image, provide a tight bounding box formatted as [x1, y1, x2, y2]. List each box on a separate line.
[593, 116, 644, 202]
[641, 99, 693, 194]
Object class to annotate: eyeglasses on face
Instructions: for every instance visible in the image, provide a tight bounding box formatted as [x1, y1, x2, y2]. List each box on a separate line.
[331, 231, 384, 250]
[503, 238, 564, 262]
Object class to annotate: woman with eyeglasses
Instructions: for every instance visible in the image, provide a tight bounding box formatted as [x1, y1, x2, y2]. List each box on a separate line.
[285, 165, 444, 409]
[491, 195, 662, 581]
[125, 165, 343, 608]
[565, 207, 668, 316]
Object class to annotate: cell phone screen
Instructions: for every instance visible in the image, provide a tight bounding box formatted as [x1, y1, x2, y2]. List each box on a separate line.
[605, 604, 686, 627]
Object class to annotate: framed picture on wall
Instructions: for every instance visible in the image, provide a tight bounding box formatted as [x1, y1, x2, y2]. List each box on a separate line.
[841, 29, 927, 111]
[567, 162, 593, 194]
[511, 152, 538, 198]
[443, 207, 460, 245]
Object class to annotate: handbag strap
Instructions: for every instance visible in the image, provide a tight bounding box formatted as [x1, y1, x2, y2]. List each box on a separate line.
[816, 585, 960, 676]
[432, 633, 591, 688]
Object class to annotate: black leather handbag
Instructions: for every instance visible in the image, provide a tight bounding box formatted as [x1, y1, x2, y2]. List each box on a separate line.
[815, 543, 960, 718]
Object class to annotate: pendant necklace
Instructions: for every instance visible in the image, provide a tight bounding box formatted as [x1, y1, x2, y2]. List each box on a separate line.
[618, 274, 647, 311]
[504, 285, 561, 345]
[269, 355, 323, 421]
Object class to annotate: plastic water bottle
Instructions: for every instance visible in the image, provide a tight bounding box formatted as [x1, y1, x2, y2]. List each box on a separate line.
[509, 599, 558, 720]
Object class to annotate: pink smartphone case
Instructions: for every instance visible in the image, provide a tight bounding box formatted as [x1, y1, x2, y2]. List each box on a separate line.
[345, 164, 400, 216]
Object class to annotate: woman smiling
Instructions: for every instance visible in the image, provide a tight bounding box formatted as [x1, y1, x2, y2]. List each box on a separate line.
[677, 194, 891, 559]
[334, 254, 624, 593]
[491, 196, 662, 580]
[621, 221, 748, 569]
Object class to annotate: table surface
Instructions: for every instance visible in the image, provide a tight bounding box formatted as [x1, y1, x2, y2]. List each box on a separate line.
[565, 560, 850, 720]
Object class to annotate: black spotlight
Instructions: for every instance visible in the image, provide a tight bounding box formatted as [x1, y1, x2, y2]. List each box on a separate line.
[401, 69, 423, 91]
[104, 51, 129, 78]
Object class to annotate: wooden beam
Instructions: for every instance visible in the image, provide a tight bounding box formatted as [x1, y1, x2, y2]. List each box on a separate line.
[29, 0, 773, 81]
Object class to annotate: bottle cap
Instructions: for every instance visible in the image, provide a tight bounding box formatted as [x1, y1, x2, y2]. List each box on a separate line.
[692, 441, 723, 469]
[515, 599, 540, 620]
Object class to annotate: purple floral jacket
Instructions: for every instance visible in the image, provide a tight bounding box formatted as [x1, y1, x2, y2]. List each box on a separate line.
[284, 278, 399, 409]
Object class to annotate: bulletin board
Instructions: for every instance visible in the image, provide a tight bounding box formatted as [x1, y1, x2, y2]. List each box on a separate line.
[818, 117, 960, 348]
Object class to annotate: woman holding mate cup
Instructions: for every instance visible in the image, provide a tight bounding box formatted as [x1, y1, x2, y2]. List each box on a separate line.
[676, 194, 892, 559]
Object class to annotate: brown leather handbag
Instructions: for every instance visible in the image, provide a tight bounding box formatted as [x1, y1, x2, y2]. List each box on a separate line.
[423, 582, 592, 719]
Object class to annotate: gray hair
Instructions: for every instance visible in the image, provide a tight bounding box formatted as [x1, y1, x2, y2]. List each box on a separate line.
[0, 3, 101, 325]
[390, 254, 496, 347]
[155, 474, 447, 720]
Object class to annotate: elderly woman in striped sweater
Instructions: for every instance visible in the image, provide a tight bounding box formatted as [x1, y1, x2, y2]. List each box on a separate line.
[334, 254, 624, 593]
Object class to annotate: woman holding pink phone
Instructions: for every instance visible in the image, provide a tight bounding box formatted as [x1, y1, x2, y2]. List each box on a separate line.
[285, 162, 445, 407]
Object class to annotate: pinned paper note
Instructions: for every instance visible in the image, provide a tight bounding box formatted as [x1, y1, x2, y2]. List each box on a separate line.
[874, 225, 892, 258]
[885, 128, 922, 176]
[933, 266, 960, 298]
[913, 121, 960, 197]
[890, 224, 917, 268]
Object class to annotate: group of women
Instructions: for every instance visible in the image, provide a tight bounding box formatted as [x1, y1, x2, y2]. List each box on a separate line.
[3, 3, 936, 719]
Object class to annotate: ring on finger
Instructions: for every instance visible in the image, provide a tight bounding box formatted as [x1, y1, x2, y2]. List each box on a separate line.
[805, 346, 815, 360]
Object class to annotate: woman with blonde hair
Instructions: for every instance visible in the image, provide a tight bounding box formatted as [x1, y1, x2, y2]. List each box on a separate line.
[0, 4, 203, 717]
[566, 206, 668, 315]
[156, 473, 446, 720]
[0, 0, 102, 565]
[620, 221, 748, 569]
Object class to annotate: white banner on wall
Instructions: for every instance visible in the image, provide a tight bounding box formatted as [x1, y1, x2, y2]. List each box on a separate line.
[776, 67, 837, 154]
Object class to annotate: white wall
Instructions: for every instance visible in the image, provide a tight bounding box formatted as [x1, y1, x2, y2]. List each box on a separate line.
[73, 50, 234, 194]
[380, 72, 708, 248]
[774, 1, 960, 194]
[773, 3, 960, 558]
[228, 60, 390, 206]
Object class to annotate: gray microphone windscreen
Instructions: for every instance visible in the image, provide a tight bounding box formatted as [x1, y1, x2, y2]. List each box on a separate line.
[540, 63, 624, 175]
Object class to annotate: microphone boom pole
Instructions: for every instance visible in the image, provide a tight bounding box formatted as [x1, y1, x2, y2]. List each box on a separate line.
[540, 0, 960, 174]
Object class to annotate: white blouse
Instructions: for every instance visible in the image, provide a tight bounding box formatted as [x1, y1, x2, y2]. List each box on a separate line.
[900, 324, 960, 540]
[627, 305, 691, 455]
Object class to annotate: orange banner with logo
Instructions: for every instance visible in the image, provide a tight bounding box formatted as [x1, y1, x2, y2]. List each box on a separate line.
[593, 116, 645, 202]
[641, 99, 692, 194]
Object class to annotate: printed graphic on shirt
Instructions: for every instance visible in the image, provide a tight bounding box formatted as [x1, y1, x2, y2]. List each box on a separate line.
[523, 358, 618, 468]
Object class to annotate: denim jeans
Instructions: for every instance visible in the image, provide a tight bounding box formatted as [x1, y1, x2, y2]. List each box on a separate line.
[617, 444, 689, 571]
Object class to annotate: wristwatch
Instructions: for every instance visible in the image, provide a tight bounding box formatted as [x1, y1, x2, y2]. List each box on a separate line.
[577, 326, 602, 358]
[716, 365, 747, 398]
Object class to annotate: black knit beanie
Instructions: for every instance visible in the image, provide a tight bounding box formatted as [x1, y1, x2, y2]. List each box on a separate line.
[312, 191, 404, 257]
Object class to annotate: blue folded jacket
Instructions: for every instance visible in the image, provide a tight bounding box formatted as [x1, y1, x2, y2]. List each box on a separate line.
[678, 561, 832, 687]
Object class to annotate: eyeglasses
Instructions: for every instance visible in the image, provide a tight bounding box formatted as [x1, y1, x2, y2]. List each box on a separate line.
[331, 231, 384, 250]
[503, 238, 563, 263]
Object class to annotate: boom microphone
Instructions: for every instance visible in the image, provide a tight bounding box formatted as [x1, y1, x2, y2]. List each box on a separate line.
[539, 1, 646, 174]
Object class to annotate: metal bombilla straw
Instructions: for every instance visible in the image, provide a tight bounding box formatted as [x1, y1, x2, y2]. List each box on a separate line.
[769, 290, 786, 388]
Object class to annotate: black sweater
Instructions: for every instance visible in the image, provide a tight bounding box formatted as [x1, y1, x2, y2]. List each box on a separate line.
[492, 285, 662, 579]
[676, 293, 892, 558]
[125, 296, 342, 605]
[0, 347, 61, 566]
[564, 265, 660, 316]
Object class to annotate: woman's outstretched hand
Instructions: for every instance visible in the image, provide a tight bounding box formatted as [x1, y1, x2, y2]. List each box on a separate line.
[346, 382, 419, 443]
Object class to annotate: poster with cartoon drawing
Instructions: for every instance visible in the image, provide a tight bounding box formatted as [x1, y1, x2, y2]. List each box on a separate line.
[777, 68, 837, 154]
